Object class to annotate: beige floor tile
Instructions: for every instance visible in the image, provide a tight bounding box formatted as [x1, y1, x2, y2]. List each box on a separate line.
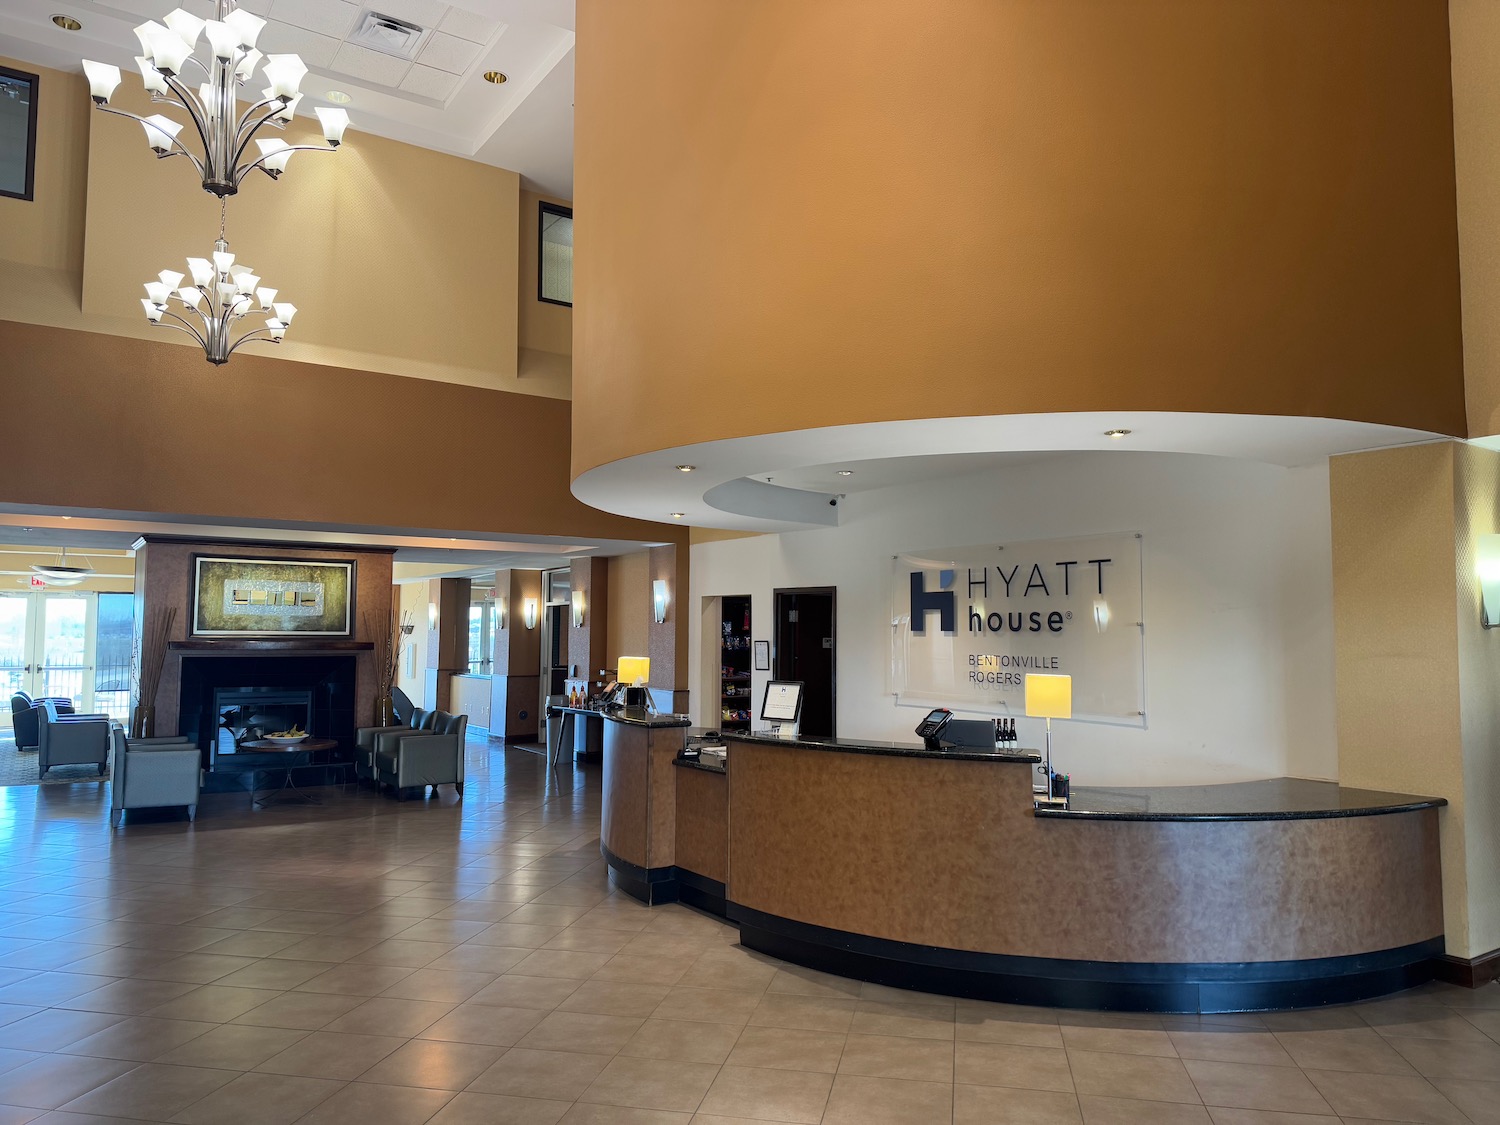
[267, 935, 383, 963]
[469, 1048, 612, 1100]
[231, 991, 365, 1030]
[324, 997, 454, 1037]
[427, 1091, 571, 1125]
[0, 1012, 129, 1057]
[1302, 1068, 1473, 1125]
[765, 966, 863, 1000]
[617, 1020, 742, 1066]
[723, 1026, 845, 1074]
[425, 946, 533, 975]
[954, 1084, 1082, 1125]
[470, 975, 582, 1010]
[1428, 1078, 1500, 1125]
[579, 1056, 720, 1113]
[544, 931, 638, 957]
[674, 958, 777, 995]
[651, 988, 760, 1027]
[1064, 1025, 1179, 1057]
[0, 1055, 137, 1110]
[391, 919, 495, 945]
[849, 1002, 956, 1041]
[837, 1032, 953, 1082]
[358, 1038, 504, 1089]
[956, 1040, 1073, 1092]
[349, 940, 458, 968]
[1068, 1050, 1201, 1105]
[1271, 1028, 1419, 1075]
[145, 984, 283, 1022]
[211, 958, 331, 991]
[1204, 1109, 1342, 1125]
[1360, 1005, 1493, 1042]
[295, 1080, 455, 1125]
[56, 1016, 210, 1064]
[136, 953, 260, 985]
[296, 963, 419, 997]
[591, 957, 691, 987]
[1168, 1032, 1296, 1067]
[255, 1030, 408, 1080]
[1459, 1008, 1500, 1038]
[57, 1063, 237, 1119]
[168, 1071, 344, 1125]
[469, 924, 564, 950]
[556, 1105, 691, 1124]
[153, 1023, 308, 1069]
[517, 1011, 645, 1055]
[1181, 1060, 1333, 1114]
[821, 1073, 953, 1125]
[955, 1001, 1065, 1049]
[56, 978, 201, 1015]
[560, 982, 674, 1019]
[195, 930, 306, 958]
[512, 951, 615, 981]
[1386, 1034, 1500, 1080]
[1080, 1095, 1212, 1125]
[417, 1003, 548, 1047]
[696, 1066, 833, 1124]
[379, 969, 497, 1004]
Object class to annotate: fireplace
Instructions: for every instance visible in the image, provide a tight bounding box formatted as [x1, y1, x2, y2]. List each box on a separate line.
[178, 654, 358, 773]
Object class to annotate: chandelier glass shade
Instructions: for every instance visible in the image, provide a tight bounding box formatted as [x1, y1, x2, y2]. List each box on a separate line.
[142, 237, 297, 365]
[31, 548, 94, 585]
[82, 2, 349, 197]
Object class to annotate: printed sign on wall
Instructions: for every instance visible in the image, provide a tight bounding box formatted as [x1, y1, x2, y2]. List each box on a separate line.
[890, 533, 1145, 725]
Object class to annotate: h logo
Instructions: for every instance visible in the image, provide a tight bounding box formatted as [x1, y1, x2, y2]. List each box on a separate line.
[910, 569, 956, 634]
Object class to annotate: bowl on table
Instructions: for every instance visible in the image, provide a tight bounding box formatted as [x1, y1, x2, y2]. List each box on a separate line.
[264, 735, 308, 746]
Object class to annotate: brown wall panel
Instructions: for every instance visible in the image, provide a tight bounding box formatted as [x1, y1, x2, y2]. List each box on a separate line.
[573, 0, 1465, 476]
[726, 743, 1444, 963]
[674, 766, 727, 883]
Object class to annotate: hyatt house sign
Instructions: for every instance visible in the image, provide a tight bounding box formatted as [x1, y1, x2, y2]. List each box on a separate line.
[889, 533, 1146, 725]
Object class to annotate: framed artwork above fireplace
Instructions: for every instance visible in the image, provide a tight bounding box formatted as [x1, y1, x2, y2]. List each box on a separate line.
[192, 556, 355, 637]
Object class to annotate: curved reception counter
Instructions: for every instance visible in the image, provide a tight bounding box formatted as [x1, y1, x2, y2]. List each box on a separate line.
[599, 716, 1446, 1013]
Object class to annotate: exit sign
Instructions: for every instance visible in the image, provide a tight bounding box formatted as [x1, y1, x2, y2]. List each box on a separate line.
[29, 576, 45, 589]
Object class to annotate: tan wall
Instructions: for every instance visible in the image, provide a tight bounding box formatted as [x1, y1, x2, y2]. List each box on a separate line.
[519, 189, 573, 387]
[1452, 0, 1500, 438]
[569, 557, 609, 688]
[1330, 441, 1500, 960]
[0, 547, 134, 594]
[396, 581, 429, 708]
[0, 59, 87, 282]
[572, 0, 1466, 477]
[606, 550, 649, 669]
[0, 318, 679, 547]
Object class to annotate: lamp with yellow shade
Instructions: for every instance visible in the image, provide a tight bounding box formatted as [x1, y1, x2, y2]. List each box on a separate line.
[1024, 673, 1072, 807]
[617, 656, 653, 715]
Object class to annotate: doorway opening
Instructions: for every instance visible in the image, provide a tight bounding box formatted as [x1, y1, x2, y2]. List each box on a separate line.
[774, 587, 836, 738]
[1, 590, 135, 734]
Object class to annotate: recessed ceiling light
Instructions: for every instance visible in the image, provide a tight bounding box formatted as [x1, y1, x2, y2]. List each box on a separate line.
[60, 516, 72, 520]
[836, 470, 854, 477]
[325, 90, 353, 105]
[675, 465, 696, 473]
[483, 71, 508, 85]
[1104, 428, 1132, 439]
[51, 14, 81, 30]
[670, 512, 685, 519]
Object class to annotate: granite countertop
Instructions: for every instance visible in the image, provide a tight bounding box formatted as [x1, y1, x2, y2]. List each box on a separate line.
[601, 711, 692, 728]
[722, 730, 1040, 764]
[1034, 778, 1447, 822]
[674, 756, 726, 775]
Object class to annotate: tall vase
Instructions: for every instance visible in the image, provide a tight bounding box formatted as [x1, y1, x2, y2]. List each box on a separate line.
[129, 703, 155, 739]
[375, 693, 396, 727]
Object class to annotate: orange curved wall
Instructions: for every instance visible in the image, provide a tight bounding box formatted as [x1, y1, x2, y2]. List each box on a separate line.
[572, 0, 1465, 477]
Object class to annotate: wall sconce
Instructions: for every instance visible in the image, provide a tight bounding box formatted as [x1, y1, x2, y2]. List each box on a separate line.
[498, 597, 508, 630]
[652, 579, 670, 624]
[427, 602, 438, 630]
[571, 589, 586, 628]
[523, 598, 538, 630]
[1479, 534, 1500, 627]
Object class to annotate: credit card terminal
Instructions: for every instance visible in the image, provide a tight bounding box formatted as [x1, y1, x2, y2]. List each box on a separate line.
[915, 708, 953, 750]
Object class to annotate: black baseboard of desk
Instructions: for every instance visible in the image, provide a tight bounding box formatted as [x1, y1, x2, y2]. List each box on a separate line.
[729, 905, 1443, 1014]
[600, 846, 725, 915]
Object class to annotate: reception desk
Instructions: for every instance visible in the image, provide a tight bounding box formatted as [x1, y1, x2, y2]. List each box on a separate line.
[598, 719, 1447, 1012]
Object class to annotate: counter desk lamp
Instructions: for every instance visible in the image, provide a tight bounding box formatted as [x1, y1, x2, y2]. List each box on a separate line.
[1025, 673, 1071, 808]
[617, 656, 652, 714]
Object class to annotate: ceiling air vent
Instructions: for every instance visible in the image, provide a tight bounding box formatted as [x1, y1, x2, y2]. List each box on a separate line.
[350, 10, 429, 61]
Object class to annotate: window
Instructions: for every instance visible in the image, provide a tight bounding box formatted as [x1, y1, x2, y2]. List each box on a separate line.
[467, 587, 496, 674]
[539, 201, 573, 306]
[0, 66, 38, 202]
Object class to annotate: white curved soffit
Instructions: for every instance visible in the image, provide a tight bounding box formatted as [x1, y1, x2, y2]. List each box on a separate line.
[571, 411, 1445, 533]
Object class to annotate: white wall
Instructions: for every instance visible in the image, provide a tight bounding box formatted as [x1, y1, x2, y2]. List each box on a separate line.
[689, 451, 1338, 787]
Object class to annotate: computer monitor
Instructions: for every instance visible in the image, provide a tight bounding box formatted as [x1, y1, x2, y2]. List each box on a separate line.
[761, 680, 804, 725]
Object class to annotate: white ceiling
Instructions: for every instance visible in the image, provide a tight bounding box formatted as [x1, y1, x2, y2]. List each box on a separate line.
[0, 0, 576, 195]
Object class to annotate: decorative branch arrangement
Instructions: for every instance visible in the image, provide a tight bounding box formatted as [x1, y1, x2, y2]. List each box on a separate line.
[131, 605, 178, 737]
[366, 607, 412, 721]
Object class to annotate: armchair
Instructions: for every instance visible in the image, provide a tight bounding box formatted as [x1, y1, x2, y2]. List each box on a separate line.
[10, 691, 76, 750]
[109, 728, 201, 825]
[354, 690, 432, 784]
[375, 710, 467, 799]
[37, 700, 110, 777]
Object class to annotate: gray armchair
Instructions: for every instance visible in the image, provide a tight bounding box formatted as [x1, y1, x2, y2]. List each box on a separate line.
[10, 691, 76, 750]
[37, 700, 110, 777]
[375, 711, 467, 799]
[355, 691, 433, 784]
[110, 729, 201, 825]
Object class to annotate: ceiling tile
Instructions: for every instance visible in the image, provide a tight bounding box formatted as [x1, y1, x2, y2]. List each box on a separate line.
[269, 0, 359, 40]
[399, 64, 459, 101]
[366, 0, 451, 31]
[330, 41, 412, 86]
[257, 22, 341, 70]
[438, 6, 501, 44]
[417, 31, 481, 75]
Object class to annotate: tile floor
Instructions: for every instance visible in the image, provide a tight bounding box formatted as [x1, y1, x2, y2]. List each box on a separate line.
[0, 739, 1489, 1124]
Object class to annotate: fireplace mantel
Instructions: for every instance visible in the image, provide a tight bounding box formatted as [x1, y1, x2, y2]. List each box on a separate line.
[169, 640, 375, 654]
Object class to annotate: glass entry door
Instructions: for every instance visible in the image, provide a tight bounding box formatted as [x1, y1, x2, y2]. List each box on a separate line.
[0, 592, 101, 729]
[0, 594, 28, 718]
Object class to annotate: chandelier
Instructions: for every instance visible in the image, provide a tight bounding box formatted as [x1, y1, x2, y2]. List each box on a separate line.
[31, 548, 94, 586]
[81, 2, 349, 197]
[141, 208, 297, 365]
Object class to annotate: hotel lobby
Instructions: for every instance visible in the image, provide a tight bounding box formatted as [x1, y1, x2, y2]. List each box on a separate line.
[0, 0, 1498, 1122]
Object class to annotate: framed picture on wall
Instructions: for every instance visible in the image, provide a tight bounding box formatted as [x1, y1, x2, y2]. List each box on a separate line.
[754, 640, 770, 671]
[0, 65, 39, 202]
[192, 556, 355, 636]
